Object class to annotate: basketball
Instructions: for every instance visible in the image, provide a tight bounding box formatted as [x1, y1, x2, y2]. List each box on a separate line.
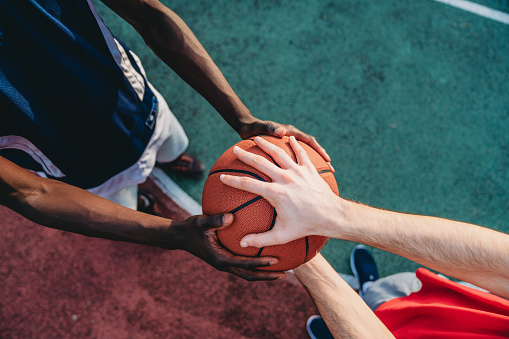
[202, 136, 339, 271]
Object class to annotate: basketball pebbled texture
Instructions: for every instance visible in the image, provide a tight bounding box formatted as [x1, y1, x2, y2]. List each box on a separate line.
[202, 136, 339, 271]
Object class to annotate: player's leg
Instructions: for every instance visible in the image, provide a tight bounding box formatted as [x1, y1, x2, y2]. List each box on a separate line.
[151, 87, 204, 177]
[362, 272, 422, 311]
[105, 184, 138, 210]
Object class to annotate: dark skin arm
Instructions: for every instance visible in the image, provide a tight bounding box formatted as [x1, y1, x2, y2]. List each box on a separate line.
[0, 156, 284, 281]
[98, 0, 332, 166]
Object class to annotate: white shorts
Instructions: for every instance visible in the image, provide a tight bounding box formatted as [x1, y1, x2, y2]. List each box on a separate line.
[88, 86, 188, 200]
[85, 44, 189, 207]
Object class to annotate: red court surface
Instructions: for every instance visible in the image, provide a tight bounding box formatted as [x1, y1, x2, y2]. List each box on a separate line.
[0, 178, 318, 338]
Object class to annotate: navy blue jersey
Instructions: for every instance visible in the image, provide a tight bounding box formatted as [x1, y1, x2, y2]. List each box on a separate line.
[0, 0, 158, 189]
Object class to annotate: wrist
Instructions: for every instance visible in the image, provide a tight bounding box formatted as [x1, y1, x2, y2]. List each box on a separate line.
[315, 195, 350, 239]
[134, 216, 182, 250]
[151, 219, 186, 250]
[321, 197, 361, 241]
[233, 108, 255, 132]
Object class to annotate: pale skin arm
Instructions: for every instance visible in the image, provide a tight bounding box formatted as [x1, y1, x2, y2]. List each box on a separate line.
[0, 156, 284, 281]
[220, 136, 509, 297]
[98, 0, 331, 164]
[294, 254, 394, 339]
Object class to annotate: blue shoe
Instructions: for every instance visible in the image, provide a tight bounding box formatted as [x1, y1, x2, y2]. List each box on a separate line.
[306, 315, 333, 339]
[350, 245, 379, 298]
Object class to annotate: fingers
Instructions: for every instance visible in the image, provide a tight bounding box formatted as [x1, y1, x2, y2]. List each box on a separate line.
[240, 229, 291, 248]
[232, 145, 284, 176]
[214, 247, 286, 280]
[259, 121, 286, 138]
[217, 249, 277, 268]
[307, 136, 331, 163]
[252, 136, 298, 170]
[196, 213, 234, 231]
[220, 174, 269, 197]
[240, 119, 330, 163]
[228, 267, 286, 281]
[288, 136, 313, 168]
[285, 128, 331, 163]
[273, 126, 287, 137]
[328, 162, 335, 174]
[240, 120, 286, 140]
[288, 136, 335, 174]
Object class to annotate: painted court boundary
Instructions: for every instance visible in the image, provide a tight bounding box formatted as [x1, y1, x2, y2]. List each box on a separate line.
[149, 167, 203, 215]
[434, 0, 509, 25]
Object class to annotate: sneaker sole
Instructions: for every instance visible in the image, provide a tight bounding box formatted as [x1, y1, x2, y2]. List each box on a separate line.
[306, 315, 322, 339]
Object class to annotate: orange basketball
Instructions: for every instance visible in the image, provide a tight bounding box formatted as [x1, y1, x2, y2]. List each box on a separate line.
[202, 136, 338, 271]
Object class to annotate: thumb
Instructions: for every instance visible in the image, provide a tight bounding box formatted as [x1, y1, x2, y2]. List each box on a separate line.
[272, 126, 287, 137]
[240, 229, 291, 248]
[200, 213, 234, 230]
[258, 122, 286, 137]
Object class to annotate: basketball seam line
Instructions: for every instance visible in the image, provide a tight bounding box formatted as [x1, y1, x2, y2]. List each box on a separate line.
[267, 154, 280, 168]
[208, 169, 266, 182]
[255, 209, 277, 257]
[249, 137, 282, 168]
[229, 196, 263, 214]
[303, 236, 310, 264]
[217, 138, 328, 267]
[250, 138, 331, 175]
[249, 138, 327, 265]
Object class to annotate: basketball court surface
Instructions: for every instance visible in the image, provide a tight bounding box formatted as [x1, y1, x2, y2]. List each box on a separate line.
[1, 0, 508, 337]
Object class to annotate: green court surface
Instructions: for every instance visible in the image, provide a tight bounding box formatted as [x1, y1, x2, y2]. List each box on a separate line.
[92, 0, 509, 277]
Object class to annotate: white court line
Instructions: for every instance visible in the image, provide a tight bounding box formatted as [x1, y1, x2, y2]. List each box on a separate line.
[434, 0, 509, 25]
[150, 167, 203, 215]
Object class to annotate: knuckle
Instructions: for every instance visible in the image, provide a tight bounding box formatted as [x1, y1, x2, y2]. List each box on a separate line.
[273, 233, 285, 245]
[279, 172, 293, 183]
[297, 147, 306, 156]
[253, 155, 265, 165]
[249, 239, 262, 249]
[274, 147, 286, 156]
[240, 177, 251, 188]
[271, 186, 285, 200]
[193, 215, 206, 228]
[239, 261, 254, 270]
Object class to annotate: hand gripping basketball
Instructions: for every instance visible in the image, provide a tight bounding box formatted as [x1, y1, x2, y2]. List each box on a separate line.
[202, 136, 339, 271]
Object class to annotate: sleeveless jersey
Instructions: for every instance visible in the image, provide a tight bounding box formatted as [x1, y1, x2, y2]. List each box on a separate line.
[0, 0, 158, 189]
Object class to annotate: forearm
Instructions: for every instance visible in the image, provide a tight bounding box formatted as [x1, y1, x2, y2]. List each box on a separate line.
[107, 0, 253, 130]
[0, 159, 180, 248]
[294, 254, 394, 339]
[332, 199, 509, 297]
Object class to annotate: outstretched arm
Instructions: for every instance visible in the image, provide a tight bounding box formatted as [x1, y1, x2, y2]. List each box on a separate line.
[0, 156, 284, 281]
[99, 0, 331, 164]
[294, 254, 394, 339]
[220, 136, 509, 297]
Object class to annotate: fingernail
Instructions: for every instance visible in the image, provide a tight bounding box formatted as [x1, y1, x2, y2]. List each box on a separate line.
[233, 146, 240, 152]
[240, 241, 248, 248]
[329, 163, 335, 173]
[223, 213, 233, 224]
[269, 260, 278, 266]
[274, 127, 286, 137]
[220, 174, 225, 181]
